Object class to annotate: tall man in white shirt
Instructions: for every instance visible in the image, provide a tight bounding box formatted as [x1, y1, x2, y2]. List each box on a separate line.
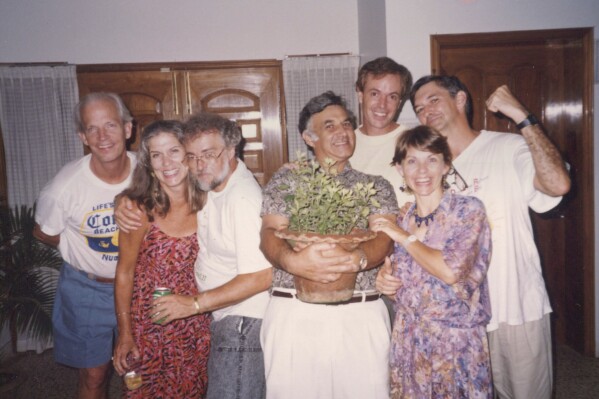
[350, 57, 414, 322]
[34, 93, 135, 399]
[380, 75, 570, 399]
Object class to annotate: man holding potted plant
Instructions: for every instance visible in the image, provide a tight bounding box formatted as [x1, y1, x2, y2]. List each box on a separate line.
[260, 91, 399, 399]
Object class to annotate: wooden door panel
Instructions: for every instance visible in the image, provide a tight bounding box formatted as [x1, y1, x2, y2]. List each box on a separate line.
[185, 65, 287, 185]
[77, 70, 179, 151]
[0, 127, 6, 207]
[432, 28, 594, 355]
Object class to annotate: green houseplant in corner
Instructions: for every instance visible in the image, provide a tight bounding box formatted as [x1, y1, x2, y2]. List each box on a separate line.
[0, 204, 62, 392]
[275, 155, 379, 303]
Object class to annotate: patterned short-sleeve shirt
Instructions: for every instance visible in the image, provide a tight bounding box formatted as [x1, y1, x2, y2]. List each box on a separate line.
[261, 162, 399, 291]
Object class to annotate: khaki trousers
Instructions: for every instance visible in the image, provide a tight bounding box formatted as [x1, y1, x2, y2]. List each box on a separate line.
[488, 314, 553, 399]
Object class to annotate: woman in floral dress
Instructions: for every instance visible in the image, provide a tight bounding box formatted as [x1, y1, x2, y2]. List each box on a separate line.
[373, 125, 493, 398]
[113, 120, 210, 398]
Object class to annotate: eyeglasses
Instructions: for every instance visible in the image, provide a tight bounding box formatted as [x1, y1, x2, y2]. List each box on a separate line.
[446, 165, 469, 192]
[185, 148, 227, 165]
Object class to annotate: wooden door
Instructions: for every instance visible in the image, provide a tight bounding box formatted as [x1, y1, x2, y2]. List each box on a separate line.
[184, 62, 287, 186]
[0, 127, 6, 207]
[431, 28, 594, 355]
[77, 66, 180, 151]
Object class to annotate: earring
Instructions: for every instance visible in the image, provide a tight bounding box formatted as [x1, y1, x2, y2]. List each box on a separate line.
[442, 175, 450, 190]
[399, 179, 407, 192]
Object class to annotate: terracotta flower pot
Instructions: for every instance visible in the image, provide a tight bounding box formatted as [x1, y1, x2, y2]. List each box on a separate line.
[274, 229, 376, 303]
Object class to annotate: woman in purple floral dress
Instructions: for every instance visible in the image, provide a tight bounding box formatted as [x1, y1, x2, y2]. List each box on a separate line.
[373, 125, 493, 398]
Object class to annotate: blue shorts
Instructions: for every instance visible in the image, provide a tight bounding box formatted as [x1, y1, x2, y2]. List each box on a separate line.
[52, 262, 116, 368]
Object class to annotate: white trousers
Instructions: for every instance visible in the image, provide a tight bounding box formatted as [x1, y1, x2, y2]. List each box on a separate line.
[488, 314, 553, 399]
[261, 291, 391, 399]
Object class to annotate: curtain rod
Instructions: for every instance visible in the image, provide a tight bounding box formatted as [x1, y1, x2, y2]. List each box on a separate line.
[285, 52, 353, 58]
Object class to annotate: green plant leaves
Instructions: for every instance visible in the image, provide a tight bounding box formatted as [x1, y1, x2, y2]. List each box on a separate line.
[0, 204, 62, 352]
[283, 156, 380, 235]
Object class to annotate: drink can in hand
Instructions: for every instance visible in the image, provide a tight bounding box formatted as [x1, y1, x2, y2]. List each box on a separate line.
[152, 287, 171, 324]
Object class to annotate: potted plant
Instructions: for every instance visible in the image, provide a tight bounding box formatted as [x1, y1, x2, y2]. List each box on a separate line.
[275, 156, 379, 303]
[0, 204, 62, 392]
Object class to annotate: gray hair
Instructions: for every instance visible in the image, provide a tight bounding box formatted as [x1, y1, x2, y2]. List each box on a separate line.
[298, 91, 356, 135]
[74, 92, 133, 133]
[183, 112, 242, 154]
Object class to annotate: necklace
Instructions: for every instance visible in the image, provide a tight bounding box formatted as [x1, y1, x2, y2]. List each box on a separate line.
[413, 205, 438, 228]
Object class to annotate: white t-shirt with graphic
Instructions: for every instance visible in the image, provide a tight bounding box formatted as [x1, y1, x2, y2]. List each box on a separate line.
[36, 153, 135, 278]
[451, 130, 561, 331]
[350, 124, 413, 207]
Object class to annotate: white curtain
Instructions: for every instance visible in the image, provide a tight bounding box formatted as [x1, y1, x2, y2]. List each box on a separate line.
[0, 65, 81, 208]
[283, 55, 360, 160]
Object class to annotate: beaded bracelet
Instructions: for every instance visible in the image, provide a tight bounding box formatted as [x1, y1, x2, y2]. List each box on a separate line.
[116, 311, 130, 317]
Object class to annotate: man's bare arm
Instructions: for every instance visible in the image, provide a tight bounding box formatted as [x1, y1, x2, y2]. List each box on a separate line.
[520, 124, 570, 195]
[33, 223, 60, 247]
[114, 194, 143, 233]
[486, 85, 570, 196]
[359, 213, 395, 270]
[194, 268, 272, 313]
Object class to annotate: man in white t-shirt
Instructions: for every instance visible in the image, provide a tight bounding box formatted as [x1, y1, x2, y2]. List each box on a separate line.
[34, 93, 135, 399]
[350, 57, 414, 323]
[350, 57, 414, 207]
[381, 75, 569, 399]
[116, 113, 271, 399]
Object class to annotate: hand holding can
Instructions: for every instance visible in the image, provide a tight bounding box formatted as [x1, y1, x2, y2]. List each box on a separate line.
[152, 287, 171, 324]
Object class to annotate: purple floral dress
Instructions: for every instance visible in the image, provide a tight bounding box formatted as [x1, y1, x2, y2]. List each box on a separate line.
[390, 193, 493, 398]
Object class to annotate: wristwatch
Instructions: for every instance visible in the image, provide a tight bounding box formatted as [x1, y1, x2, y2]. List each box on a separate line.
[404, 234, 418, 246]
[516, 114, 539, 130]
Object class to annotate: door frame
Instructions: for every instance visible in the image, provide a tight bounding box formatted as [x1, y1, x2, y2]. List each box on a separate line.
[430, 28, 595, 355]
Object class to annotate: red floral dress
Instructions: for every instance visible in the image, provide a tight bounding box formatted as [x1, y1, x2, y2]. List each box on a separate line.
[126, 224, 210, 399]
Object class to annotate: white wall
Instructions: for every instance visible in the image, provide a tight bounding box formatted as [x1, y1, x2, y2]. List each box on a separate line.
[358, 0, 387, 65]
[386, 0, 599, 355]
[0, 0, 359, 63]
[387, 0, 599, 123]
